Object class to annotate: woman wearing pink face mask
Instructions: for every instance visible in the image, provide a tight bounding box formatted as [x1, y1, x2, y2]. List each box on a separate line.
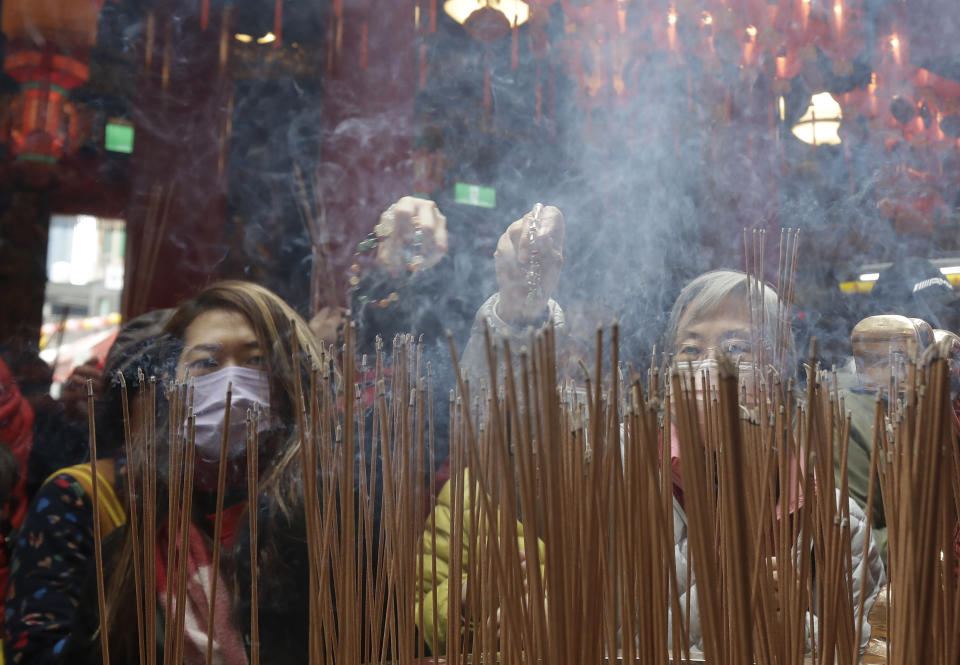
[47, 281, 325, 665]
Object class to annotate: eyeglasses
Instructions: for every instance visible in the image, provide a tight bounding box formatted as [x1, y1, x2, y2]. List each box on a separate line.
[675, 338, 755, 363]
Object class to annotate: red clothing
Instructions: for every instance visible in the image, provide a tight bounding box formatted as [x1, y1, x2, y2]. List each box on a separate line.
[0, 357, 35, 611]
[205, 501, 247, 548]
[667, 419, 807, 517]
[154, 502, 249, 665]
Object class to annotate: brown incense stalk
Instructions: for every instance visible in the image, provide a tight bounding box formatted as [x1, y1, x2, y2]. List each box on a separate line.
[87, 380, 111, 665]
[204, 382, 233, 665]
[246, 409, 261, 665]
[131, 184, 175, 318]
[173, 414, 197, 665]
[292, 165, 339, 313]
[141, 372, 157, 665]
[95, 281, 953, 665]
[162, 383, 184, 665]
[117, 373, 146, 665]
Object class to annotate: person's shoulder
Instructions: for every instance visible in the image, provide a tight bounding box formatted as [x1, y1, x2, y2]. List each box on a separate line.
[672, 495, 687, 541]
[840, 489, 869, 527]
[34, 467, 94, 510]
[15, 468, 95, 544]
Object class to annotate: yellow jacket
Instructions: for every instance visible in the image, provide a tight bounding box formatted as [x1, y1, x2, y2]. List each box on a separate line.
[415, 470, 545, 655]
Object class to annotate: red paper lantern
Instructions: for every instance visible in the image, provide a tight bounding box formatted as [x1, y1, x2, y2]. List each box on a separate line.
[464, 5, 512, 42]
[5, 79, 82, 163]
[2, 0, 104, 163]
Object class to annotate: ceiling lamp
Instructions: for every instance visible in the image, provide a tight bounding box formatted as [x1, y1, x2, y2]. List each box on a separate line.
[444, 0, 531, 42]
[234, 32, 277, 45]
[792, 92, 843, 146]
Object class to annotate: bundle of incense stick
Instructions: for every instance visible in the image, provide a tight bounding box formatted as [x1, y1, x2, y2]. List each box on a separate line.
[743, 227, 800, 390]
[442, 327, 864, 665]
[127, 183, 175, 318]
[87, 314, 956, 665]
[292, 164, 339, 314]
[875, 343, 960, 665]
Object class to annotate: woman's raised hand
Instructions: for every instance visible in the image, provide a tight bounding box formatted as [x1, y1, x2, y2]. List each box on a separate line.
[374, 196, 449, 276]
[494, 204, 565, 326]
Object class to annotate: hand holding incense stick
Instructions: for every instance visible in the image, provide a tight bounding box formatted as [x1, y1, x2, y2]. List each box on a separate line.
[373, 196, 449, 276]
[525, 202, 544, 308]
[494, 203, 565, 325]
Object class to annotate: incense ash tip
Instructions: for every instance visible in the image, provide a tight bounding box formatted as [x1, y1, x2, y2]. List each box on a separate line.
[716, 354, 738, 379]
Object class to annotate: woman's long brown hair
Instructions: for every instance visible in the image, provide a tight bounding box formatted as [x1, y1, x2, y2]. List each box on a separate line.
[102, 280, 324, 659]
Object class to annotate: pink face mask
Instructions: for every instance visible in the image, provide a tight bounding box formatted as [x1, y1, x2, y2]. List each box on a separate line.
[188, 366, 271, 462]
[674, 359, 765, 409]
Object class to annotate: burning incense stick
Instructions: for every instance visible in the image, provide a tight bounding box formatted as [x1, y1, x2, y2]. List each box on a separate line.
[92, 294, 955, 665]
[118, 372, 146, 665]
[87, 380, 111, 665]
[204, 382, 232, 665]
[292, 165, 339, 314]
[246, 409, 261, 665]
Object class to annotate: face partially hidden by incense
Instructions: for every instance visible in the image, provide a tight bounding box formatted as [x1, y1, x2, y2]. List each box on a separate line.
[673, 294, 762, 412]
[176, 308, 273, 474]
[177, 308, 267, 380]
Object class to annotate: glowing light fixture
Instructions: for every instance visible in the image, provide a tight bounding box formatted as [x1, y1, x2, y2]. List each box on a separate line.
[792, 92, 843, 146]
[443, 0, 530, 29]
[235, 32, 277, 45]
[105, 120, 134, 154]
[859, 272, 880, 282]
[70, 215, 99, 286]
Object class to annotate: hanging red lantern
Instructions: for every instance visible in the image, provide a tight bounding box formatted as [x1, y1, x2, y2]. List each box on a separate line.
[483, 63, 492, 113]
[911, 68, 960, 109]
[511, 14, 519, 68]
[772, 46, 802, 94]
[419, 43, 427, 87]
[741, 24, 759, 67]
[2, 0, 104, 163]
[444, 1, 531, 43]
[465, 5, 512, 42]
[819, 0, 864, 76]
[902, 113, 927, 147]
[273, 0, 284, 49]
[875, 2, 909, 85]
[560, 0, 593, 24]
[5, 82, 83, 162]
[528, 10, 551, 60]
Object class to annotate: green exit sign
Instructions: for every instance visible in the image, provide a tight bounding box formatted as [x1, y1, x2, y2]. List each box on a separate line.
[105, 121, 134, 154]
[454, 182, 496, 208]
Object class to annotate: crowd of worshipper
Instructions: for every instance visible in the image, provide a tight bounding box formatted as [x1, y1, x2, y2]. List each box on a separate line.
[0, 195, 956, 665]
